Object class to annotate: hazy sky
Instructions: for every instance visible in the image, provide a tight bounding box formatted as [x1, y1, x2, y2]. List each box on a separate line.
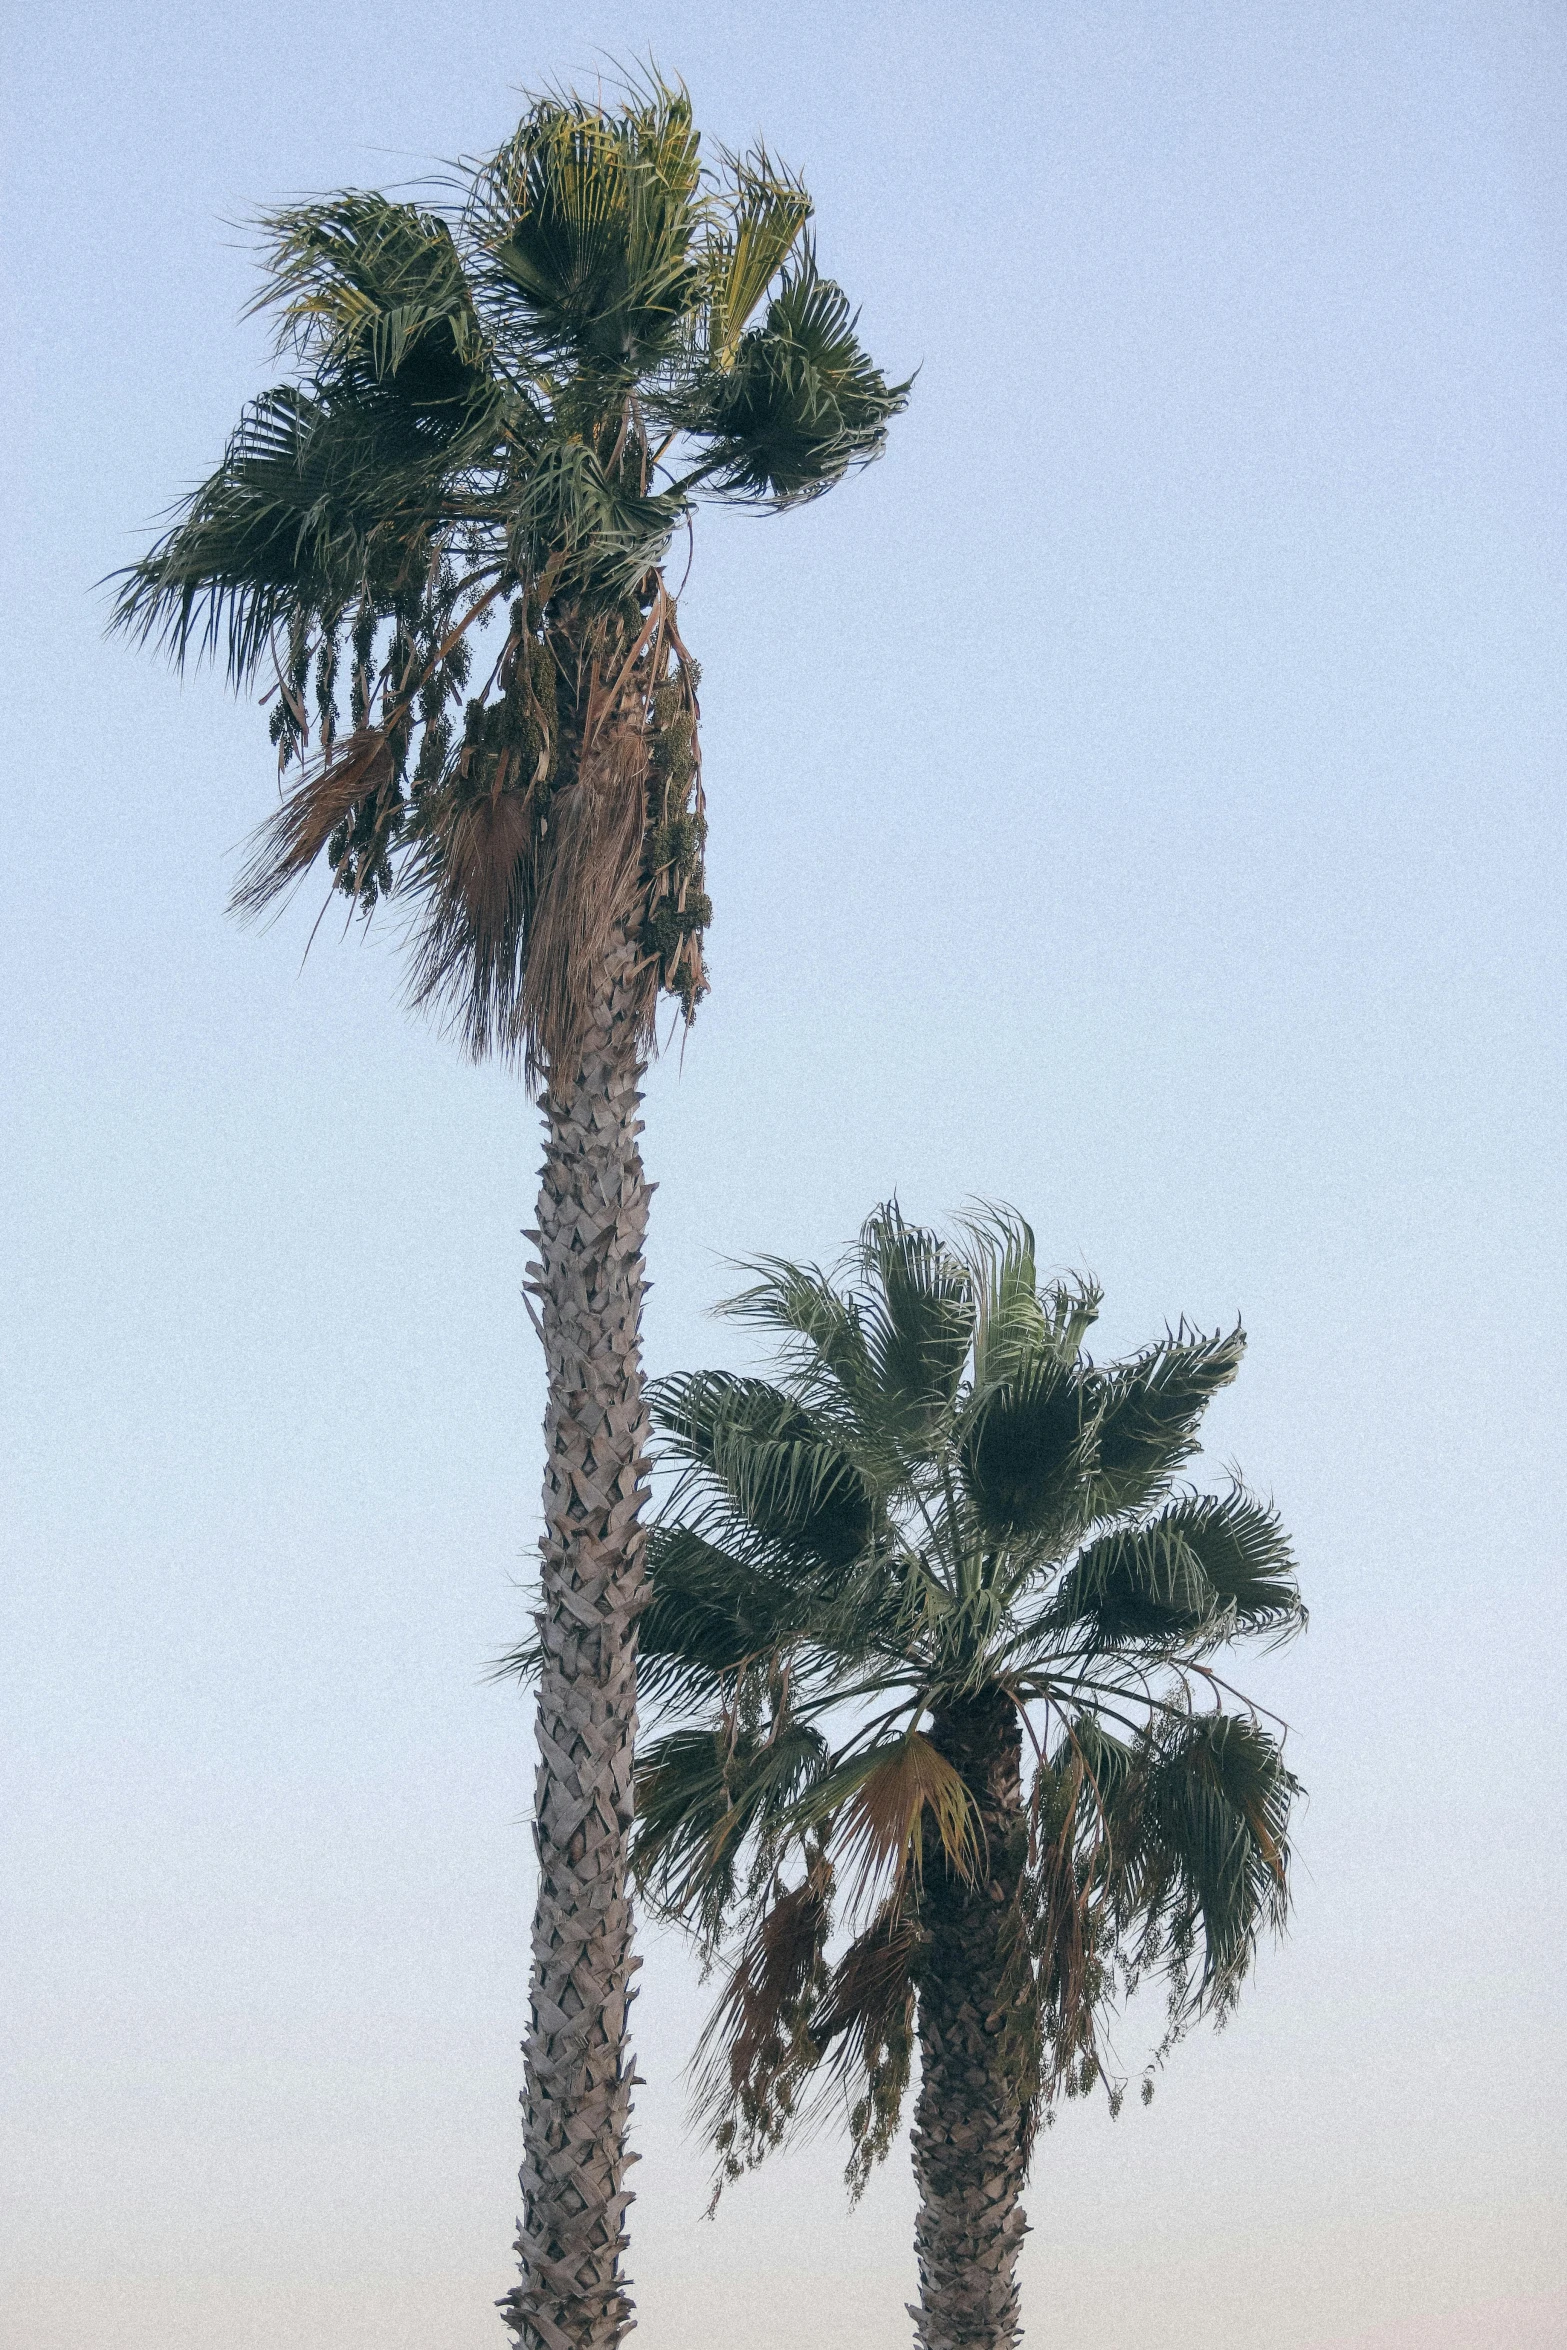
[4, 4, 1564, 2347]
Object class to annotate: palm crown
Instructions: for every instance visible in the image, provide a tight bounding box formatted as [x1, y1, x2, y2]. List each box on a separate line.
[618, 1204, 1304, 2199]
[113, 73, 906, 1079]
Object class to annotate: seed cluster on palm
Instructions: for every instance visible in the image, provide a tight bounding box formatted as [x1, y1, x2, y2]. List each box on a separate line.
[615, 1204, 1303, 2350]
[114, 72, 905, 2350]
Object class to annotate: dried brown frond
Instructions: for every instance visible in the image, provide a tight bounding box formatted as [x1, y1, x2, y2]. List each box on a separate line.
[815, 1899, 919, 2056]
[691, 1856, 833, 2200]
[814, 1895, 919, 2194]
[1019, 1748, 1120, 2134]
[231, 727, 396, 920]
[837, 1733, 983, 1915]
[406, 781, 537, 1056]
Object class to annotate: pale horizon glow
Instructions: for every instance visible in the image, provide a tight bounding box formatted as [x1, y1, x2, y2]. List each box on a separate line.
[3, 4, 1564, 2347]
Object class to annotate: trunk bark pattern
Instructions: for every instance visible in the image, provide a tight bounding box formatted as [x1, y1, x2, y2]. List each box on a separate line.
[503, 924, 651, 2350]
[910, 1689, 1029, 2350]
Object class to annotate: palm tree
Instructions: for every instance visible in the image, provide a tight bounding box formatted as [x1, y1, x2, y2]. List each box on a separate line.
[112, 74, 905, 2350]
[621, 1203, 1304, 2350]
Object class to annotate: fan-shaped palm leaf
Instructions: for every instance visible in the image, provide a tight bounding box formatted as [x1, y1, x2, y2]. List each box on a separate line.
[652, 1370, 879, 1569]
[1087, 1321, 1247, 1516]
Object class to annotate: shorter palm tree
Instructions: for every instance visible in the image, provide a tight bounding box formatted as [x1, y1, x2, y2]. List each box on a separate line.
[622, 1205, 1303, 2350]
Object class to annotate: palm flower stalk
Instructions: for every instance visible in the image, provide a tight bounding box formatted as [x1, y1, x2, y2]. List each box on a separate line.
[113, 73, 905, 2350]
[589, 1204, 1304, 2350]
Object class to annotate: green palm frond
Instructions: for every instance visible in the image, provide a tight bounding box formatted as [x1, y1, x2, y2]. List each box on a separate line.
[638, 1522, 826, 1713]
[673, 243, 909, 504]
[958, 1206, 1102, 1394]
[651, 1371, 879, 1569]
[634, 1722, 830, 1941]
[1040, 1515, 1218, 1646]
[115, 387, 404, 677]
[958, 1353, 1093, 1547]
[1086, 1321, 1247, 1517]
[1156, 1487, 1303, 1639]
[470, 82, 705, 373]
[1128, 1712, 1297, 2008]
[250, 193, 489, 395]
[719, 1251, 875, 1393]
[719, 1217, 973, 1482]
[113, 360, 507, 685]
[1038, 1486, 1300, 1652]
[851, 1202, 974, 1449]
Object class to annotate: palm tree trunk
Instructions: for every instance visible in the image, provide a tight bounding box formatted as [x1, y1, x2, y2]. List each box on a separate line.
[910, 1690, 1029, 2350]
[503, 920, 651, 2350]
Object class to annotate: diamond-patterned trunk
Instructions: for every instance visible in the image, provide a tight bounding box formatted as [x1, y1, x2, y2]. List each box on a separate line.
[502, 924, 650, 2350]
[909, 1689, 1030, 2350]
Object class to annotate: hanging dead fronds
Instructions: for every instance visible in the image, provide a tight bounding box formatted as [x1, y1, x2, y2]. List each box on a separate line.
[814, 1896, 920, 2197]
[692, 1854, 834, 2202]
[232, 726, 398, 921]
[516, 691, 655, 1086]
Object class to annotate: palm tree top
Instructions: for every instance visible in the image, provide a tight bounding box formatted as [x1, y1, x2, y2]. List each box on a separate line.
[586, 1203, 1305, 2197]
[118, 72, 903, 673]
[110, 69, 908, 1077]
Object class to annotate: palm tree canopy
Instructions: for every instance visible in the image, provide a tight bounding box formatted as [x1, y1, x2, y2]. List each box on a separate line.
[112, 72, 907, 1077]
[590, 1204, 1305, 2194]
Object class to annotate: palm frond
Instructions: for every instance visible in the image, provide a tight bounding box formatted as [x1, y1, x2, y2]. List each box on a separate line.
[1042, 1518, 1217, 1648]
[703, 146, 813, 367]
[852, 1202, 974, 1449]
[634, 1721, 829, 1940]
[109, 376, 494, 680]
[469, 81, 705, 374]
[111, 387, 370, 677]
[957, 1205, 1101, 1395]
[250, 194, 489, 401]
[958, 1353, 1093, 1549]
[1136, 1711, 1297, 2006]
[1038, 1485, 1300, 1652]
[638, 1522, 825, 1713]
[673, 243, 909, 505]
[1155, 1487, 1304, 1641]
[718, 1253, 874, 1397]
[1086, 1321, 1246, 1517]
[651, 1370, 878, 1570]
[811, 1731, 981, 1913]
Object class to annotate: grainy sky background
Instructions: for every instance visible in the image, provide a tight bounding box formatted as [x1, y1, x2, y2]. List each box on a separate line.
[4, 4, 1564, 2346]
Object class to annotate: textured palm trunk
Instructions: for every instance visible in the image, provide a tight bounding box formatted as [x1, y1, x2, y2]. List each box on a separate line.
[502, 920, 651, 2350]
[910, 1690, 1029, 2350]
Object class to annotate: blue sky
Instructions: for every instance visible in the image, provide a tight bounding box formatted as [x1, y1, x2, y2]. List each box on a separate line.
[3, 4, 1564, 2346]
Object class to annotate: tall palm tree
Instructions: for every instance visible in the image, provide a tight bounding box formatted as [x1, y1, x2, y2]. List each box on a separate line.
[620, 1203, 1304, 2350]
[112, 74, 904, 2350]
